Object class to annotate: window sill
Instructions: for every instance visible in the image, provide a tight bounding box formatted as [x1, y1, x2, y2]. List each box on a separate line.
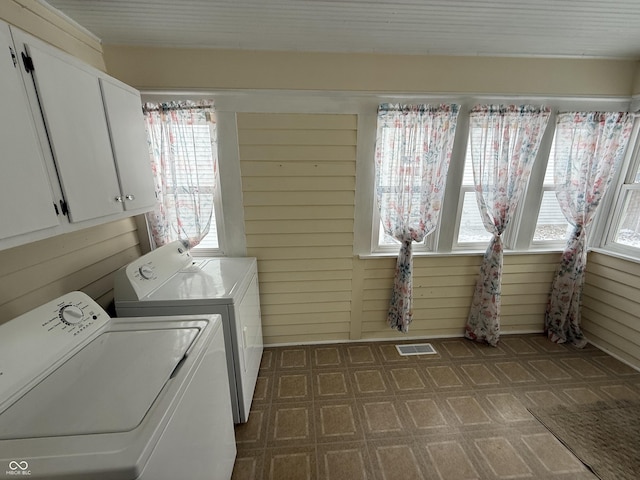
[359, 247, 563, 260]
[589, 247, 640, 265]
[191, 248, 225, 257]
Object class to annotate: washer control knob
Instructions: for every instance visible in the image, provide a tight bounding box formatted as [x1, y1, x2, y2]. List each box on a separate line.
[60, 305, 84, 325]
[139, 265, 154, 279]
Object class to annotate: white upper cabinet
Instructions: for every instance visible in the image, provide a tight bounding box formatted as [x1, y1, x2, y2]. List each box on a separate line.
[13, 29, 124, 223]
[0, 24, 156, 251]
[0, 23, 60, 240]
[100, 77, 156, 211]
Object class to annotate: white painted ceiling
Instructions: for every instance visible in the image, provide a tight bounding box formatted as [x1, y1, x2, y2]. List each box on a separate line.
[44, 0, 640, 59]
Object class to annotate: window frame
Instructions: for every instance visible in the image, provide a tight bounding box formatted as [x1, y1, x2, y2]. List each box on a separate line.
[362, 97, 461, 255]
[139, 94, 247, 257]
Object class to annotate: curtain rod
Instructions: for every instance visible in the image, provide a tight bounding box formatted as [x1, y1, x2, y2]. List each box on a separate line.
[143, 102, 213, 113]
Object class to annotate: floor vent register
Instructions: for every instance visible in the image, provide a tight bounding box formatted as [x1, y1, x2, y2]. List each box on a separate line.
[395, 343, 437, 356]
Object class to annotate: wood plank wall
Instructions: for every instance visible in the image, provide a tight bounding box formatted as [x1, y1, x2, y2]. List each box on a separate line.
[358, 253, 560, 340]
[237, 112, 563, 345]
[583, 252, 640, 369]
[238, 113, 357, 344]
[0, 218, 141, 324]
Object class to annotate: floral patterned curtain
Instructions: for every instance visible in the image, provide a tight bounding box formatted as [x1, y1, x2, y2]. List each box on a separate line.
[375, 104, 459, 332]
[465, 105, 550, 346]
[143, 101, 218, 249]
[545, 112, 633, 347]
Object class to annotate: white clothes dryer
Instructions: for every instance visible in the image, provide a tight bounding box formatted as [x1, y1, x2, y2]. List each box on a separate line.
[0, 291, 236, 480]
[114, 241, 263, 424]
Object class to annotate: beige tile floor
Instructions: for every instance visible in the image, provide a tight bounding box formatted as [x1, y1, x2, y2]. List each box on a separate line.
[232, 334, 640, 480]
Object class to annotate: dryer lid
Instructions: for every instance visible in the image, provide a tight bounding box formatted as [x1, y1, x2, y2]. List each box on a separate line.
[0, 327, 198, 440]
[145, 257, 254, 302]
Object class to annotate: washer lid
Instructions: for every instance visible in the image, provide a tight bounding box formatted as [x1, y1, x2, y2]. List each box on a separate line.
[0, 327, 198, 440]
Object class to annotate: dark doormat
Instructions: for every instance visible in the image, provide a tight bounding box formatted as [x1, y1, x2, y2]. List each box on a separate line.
[528, 400, 640, 480]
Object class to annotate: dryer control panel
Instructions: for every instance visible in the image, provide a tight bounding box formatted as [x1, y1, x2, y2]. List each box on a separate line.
[116, 240, 195, 300]
[0, 292, 110, 411]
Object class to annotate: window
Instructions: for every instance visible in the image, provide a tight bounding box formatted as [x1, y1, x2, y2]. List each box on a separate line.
[614, 184, 640, 247]
[455, 141, 493, 245]
[532, 135, 571, 244]
[372, 104, 459, 253]
[355, 97, 634, 257]
[453, 105, 550, 249]
[174, 121, 221, 251]
[605, 124, 640, 253]
[142, 101, 223, 253]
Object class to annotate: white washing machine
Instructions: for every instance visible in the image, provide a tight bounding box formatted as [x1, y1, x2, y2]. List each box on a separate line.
[114, 241, 263, 424]
[0, 291, 236, 480]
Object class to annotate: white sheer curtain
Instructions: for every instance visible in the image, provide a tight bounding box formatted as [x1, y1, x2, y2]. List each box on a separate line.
[143, 101, 218, 249]
[545, 112, 633, 347]
[464, 105, 550, 346]
[375, 104, 459, 332]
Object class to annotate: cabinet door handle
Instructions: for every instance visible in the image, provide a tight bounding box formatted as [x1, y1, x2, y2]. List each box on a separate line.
[125, 194, 135, 201]
[115, 196, 123, 202]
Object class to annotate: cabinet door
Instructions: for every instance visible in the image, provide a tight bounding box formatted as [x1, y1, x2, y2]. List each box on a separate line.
[100, 77, 156, 211]
[16, 34, 123, 223]
[0, 23, 59, 240]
